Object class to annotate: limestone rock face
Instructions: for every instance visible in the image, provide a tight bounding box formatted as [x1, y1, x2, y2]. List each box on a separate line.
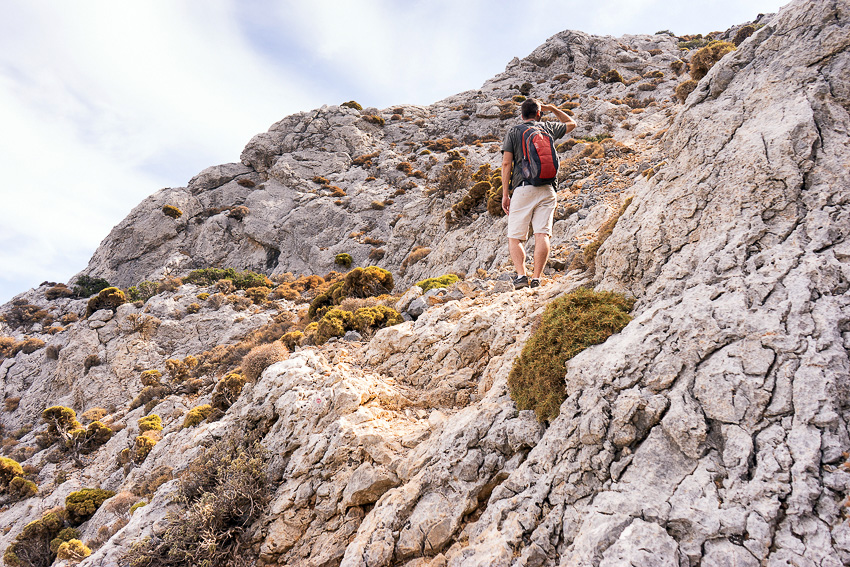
[77, 16, 687, 291]
[1, 1, 849, 566]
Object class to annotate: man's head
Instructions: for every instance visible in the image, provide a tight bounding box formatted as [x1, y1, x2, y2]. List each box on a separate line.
[521, 98, 541, 120]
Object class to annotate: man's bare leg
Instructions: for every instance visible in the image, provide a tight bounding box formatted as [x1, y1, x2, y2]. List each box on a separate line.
[509, 237, 527, 276]
[532, 233, 551, 279]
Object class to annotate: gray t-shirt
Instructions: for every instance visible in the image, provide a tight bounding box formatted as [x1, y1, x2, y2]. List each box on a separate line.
[502, 120, 568, 191]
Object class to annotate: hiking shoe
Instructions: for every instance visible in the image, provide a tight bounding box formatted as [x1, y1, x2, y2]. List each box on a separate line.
[513, 275, 529, 289]
[530, 278, 541, 288]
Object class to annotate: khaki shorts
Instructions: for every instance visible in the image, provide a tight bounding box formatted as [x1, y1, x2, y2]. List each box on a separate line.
[507, 184, 557, 240]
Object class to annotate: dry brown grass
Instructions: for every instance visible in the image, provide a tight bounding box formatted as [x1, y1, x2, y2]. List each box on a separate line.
[400, 246, 431, 273]
[241, 342, 289, 381]
[194, 314, 295, 378]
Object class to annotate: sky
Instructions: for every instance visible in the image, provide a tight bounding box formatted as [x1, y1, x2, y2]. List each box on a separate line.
[0, 0, 789, 305]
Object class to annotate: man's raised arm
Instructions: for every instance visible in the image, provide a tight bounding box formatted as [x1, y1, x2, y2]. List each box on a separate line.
[541, 104, 576, 133]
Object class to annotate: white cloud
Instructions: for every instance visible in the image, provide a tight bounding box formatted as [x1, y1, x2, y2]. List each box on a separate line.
[0, 0, 328, 302]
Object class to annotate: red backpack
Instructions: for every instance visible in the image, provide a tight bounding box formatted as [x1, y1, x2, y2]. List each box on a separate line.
[517, 123, 558, 187]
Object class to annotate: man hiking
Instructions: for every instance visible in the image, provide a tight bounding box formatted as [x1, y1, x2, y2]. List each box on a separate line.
[501, 98, 576, 289]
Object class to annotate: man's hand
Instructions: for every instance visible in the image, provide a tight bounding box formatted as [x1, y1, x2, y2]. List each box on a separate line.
[501, 150, 513, 215]
[541, 104, 577, 133]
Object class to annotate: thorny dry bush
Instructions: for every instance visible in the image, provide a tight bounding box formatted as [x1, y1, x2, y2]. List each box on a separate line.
[125, 432, 270, 567]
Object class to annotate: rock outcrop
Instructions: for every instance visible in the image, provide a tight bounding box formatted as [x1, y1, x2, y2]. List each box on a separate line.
[78, 25, 683, 291]
[1, 1, 849, 566]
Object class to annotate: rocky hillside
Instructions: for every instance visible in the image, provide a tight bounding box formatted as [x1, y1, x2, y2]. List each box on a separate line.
[1, 0, 849, 566]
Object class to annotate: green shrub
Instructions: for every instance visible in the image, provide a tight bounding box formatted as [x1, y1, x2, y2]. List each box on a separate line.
[603, 69, 624, 83]
[315, 309, 353, 344]
[138, 415, 162, 433]
[578, 133, 613, 143]
[314, 306, 402, 344]
[508, 288, 635, 421]
[42, 406, 82, 437]
[447, 180, 490, 225]
[162, 205, 183, 219]
[351, 306, 403, 333]
[86, 286, 126, 317]
[416, 274, 460, 293]
[689, 40, 736, 80]
[487, 171, 504, 217]
[519, 82, 533, 95]
[127, 281, 159, 302]
[123, 433, 269, 567]
[512, 94, 527, 102]
[83, 421, 113, 451]
[130, 501, 148, 514]
[183, 268, 272, 290]
[140, 370, 162, 386]
[183, 405, 213, 429]
[56, 539, 91, 562]
[134, 434, 157, 463]
[335, 253, 353, 269]
[280, 331, 304, 351]
[733, 25, 755, 46]
[72, 275, 111, 298]
[0, 456, 24, 490]
[245, 286, 270, 304]
[449, 163, 494, 224]
[66, 488, 116, 525]
[10, 476, 38, 499]
[3, 511, 66, 567]
[308, 267, 394, 320]
[341, 100, 363, 111]
[49, 528, 79, 553]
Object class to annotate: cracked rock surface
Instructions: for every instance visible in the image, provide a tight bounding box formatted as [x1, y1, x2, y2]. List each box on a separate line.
[1, 1, 848, 566]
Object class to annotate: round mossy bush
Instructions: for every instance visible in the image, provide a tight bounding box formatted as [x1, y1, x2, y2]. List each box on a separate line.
[85, 286, 126, 317]
[42, 406, 82, 436]
[9, 476, 38, 499]
[415, 274, 460, 293]
[65, 488, 116, 524]
[0, 456, 24, 489]
[138, 414, 163, 433]
[308, 267, 394, 320]
[508, 288, 635, 422]
[56, 539, 92, 561]
[183, 404, 213, 428]
[162, 205, 183, 219]
[334, 253, 353, 269]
